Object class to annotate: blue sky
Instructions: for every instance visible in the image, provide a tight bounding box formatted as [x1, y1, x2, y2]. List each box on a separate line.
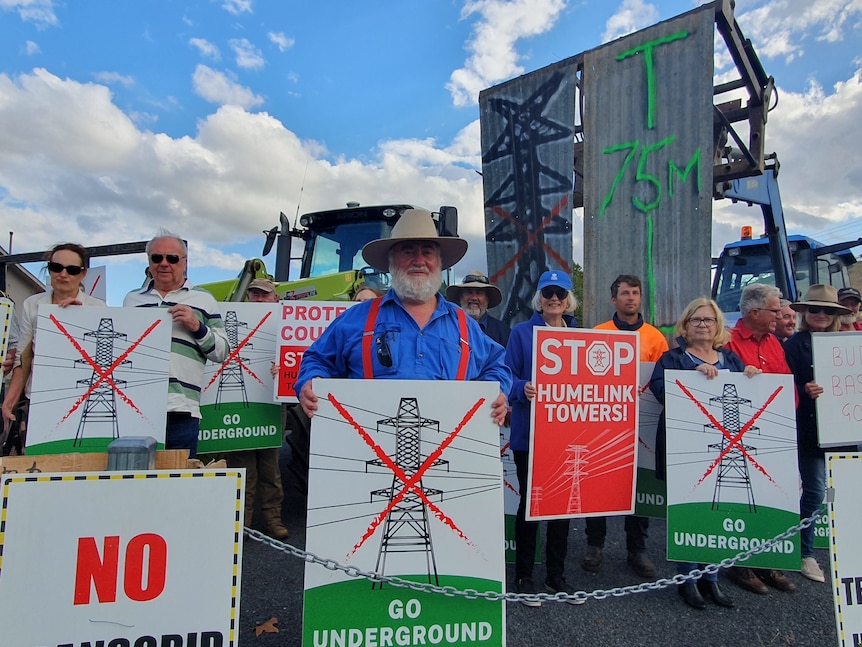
[0, 0, 860, 304]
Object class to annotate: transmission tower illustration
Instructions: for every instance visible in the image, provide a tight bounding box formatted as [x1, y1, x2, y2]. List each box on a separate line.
[366, 398, 447, 589]
[564, 444, 588, 515]
[215, 310, 251, 409]
[705, 384, 759, 512]
[74, 318, 130, 446]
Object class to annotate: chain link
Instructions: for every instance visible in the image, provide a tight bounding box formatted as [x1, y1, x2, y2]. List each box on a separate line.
[245, 508, 822, 605]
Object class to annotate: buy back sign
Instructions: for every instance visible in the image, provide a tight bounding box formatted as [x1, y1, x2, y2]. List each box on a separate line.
[527, 328, 639, 520]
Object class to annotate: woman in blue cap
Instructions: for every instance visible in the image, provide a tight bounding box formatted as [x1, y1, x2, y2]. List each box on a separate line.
[504, 269, 582, 607]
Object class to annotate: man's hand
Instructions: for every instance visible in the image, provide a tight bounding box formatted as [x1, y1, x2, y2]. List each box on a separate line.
[167, 304, 201, 333]
[2, 348, 16, 376]
[491, 391, 508, 426]
[299, 381, 319, 418]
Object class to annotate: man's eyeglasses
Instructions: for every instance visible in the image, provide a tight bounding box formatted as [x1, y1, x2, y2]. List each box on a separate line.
[807, 306, 838, 316]
[376, 333, 393, 368]
[688, 317, 717, 326]
[759, 308, 782, 315]
[541, 286, 568, 300]
[47, 262, 85, 276]
[464, 274, 490, 284]
[150, 254, 184, 265]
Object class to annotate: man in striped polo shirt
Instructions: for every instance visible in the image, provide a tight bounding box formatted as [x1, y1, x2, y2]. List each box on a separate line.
[124, 230, 228, 458]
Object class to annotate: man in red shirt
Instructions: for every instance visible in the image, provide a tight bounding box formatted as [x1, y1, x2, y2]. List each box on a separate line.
[725, 284, 796, 594]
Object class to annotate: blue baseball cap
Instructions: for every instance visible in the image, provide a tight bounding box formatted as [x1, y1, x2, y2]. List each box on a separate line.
[537, 270, 572, 291]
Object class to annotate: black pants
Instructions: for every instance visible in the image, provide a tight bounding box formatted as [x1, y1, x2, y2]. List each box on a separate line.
[513, 450, 570, 581]
[584, 514, 649, 553]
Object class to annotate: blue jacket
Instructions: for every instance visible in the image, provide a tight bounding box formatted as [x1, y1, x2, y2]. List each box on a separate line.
[295, 290, 512, 394]
[504, 311, 576, 453]
[648, 337, 745, 479]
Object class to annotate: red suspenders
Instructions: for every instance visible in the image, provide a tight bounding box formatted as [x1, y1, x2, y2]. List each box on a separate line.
[361, 298, 470, 380]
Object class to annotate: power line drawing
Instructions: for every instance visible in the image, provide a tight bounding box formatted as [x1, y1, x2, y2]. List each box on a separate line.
[366, 397, 448, 588]
[705, 384, 759, 512]
[73, 317, 130, 446]
[215, 310, 251, 409]
[564, 444, 588, 515]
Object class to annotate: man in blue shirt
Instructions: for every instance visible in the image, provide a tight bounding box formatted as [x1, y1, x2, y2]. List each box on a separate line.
[295, 209, 511, 424]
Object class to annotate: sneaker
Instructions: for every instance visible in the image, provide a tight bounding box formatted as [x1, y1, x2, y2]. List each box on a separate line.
[581, 545, 603, 572]
[801, 557, 826, 583]
[545, 576, 585, 605]
[513, 577, 542, 607]
[627, 551, 657, 579]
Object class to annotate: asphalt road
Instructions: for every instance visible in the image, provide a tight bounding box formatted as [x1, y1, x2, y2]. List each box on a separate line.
[237, 463, 838, 647]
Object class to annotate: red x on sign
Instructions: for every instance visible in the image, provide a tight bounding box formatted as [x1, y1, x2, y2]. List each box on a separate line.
[204, 311, 272, 391]
[327, 393, 484, 559]
[52, 315, 163, 426]
[675, 379, 783, 487]
[488, 195, 571, 285]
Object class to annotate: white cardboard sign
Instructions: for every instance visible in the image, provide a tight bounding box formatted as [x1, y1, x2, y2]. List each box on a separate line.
[813, 332, 862, 448]
[828, 453, 862, 646]
[0, 469, 244, 646]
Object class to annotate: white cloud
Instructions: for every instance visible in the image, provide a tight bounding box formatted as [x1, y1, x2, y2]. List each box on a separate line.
[268, 31, 294, 53]
[24, 40, 40, 55]
[192, 64, 264, 108]
[93, 71, 134, 88]
[602, 0, 660, 44]
[189, 37, 220, 60]
[0, 69, 484, 280]
[221, 0, 252, 16]
[230, 38, 265, 70]
[738, 0, 862, 63]
[447, 0, 567, 108]
[0, 0, 58, 27]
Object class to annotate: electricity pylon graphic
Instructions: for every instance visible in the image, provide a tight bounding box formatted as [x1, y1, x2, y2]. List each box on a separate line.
[705, 384, 759, 512]
[564, 444, 588, 514]
[215, 310, 250, 409]
[367, 398, 447, 589]
[74, 318, 129, 446]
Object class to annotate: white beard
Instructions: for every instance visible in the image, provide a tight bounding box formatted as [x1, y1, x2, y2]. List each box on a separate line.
[839, 313, 857, 326]
[390, 265, 442, 303]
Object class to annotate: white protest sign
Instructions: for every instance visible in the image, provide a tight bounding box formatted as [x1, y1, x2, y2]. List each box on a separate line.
[26, 305, 171, 455]
[198, 302, 282, 453]
[275, 301, 357, 402]
[813, 332, 862, 448]
[303, 378, 505, 647]
[664, 370, 799, 569]
[636, 361, 666, 518]
[86, 265, 107, 302]
[828, 453, 862, 646]
[0, 469, 244, 646]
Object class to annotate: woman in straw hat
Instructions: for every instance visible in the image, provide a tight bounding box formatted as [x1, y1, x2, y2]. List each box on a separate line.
[783, 284, 852, 583]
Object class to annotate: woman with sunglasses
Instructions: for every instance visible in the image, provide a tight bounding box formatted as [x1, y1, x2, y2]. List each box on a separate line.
[649, 297, 758, 610]
[504, 270, 583, 606]
[783, 285, 852, 583]
[2, 243, 105, 433]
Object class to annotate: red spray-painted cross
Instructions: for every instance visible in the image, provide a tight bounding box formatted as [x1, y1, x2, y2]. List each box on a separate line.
[52, 315, 163, 426]
[674, 379, 783, 487]
[327, 393, 485, 559]
[204, 311, 272, 391]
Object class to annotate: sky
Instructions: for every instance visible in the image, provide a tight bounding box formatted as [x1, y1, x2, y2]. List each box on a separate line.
[0, 0, 860, 305]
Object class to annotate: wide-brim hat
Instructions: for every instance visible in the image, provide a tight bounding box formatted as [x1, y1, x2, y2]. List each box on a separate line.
[790, 284, 852, 315]
[361, 208, 468, 272]
[445, 270, 503, 308]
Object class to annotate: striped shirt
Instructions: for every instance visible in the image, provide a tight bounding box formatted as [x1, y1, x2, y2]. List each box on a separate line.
[124, 280, 228, 417]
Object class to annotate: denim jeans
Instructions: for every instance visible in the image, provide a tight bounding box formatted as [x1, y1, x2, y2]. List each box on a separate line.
[166, 413, 200, 459]
[797, 451, 825, 558]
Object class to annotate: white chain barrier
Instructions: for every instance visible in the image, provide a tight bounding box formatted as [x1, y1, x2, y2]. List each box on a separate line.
[243, 508, 822, 605]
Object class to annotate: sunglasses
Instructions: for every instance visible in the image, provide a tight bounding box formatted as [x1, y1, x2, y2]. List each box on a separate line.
[541, 286, 568, 300]
[464, 274, 490, 284]
[376, 333, 393, 368]
[150, 254, 184, 265]
[807, 306, 837, 316]
[47, 261, 85, 276]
